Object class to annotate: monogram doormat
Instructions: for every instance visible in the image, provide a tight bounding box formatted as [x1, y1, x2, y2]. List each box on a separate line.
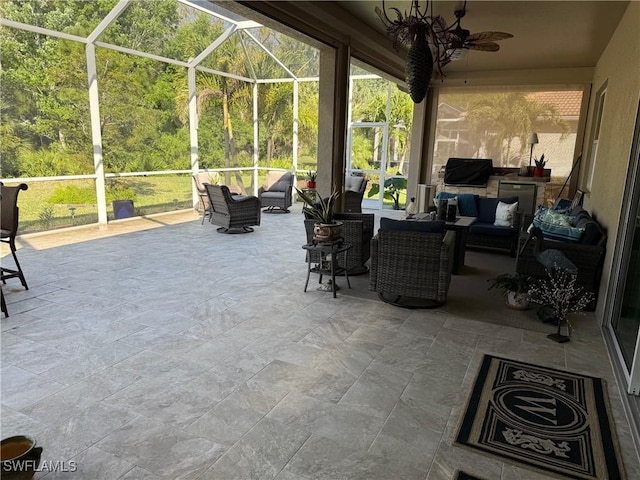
[455, 355, 625, 479]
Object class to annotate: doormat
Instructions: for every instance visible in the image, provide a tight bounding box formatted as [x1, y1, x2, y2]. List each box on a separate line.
[455, 354, 624, 479]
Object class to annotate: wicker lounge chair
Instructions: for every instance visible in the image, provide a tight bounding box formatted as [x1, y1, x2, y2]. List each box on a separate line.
[204, 184, 261, 233]
[344, 176, 368, 213]
[1, 182, 29, 290]
[258, 171, 293, 213]
[369, 227, 455, 308]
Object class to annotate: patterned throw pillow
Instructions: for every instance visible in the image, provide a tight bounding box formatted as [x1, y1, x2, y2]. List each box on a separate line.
[532, 207, 585, 242]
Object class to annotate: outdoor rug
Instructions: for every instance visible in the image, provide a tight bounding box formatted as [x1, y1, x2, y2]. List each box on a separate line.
[455, 354, 624, 479]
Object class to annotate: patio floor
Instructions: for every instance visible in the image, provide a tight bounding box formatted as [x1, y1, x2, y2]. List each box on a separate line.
[1, 206, 639, 479]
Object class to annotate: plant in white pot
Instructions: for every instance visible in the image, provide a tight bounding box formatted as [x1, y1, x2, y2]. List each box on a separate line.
[296, 186, 342, 243]
[488, 273, 532, 310]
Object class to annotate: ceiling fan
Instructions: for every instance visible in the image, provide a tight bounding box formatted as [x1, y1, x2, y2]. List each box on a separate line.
[376, 0, 513, 103]
[433, 4, 513, 66]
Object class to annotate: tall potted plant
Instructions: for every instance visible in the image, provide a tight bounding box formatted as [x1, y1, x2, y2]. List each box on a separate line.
[296, 187, 342, 243]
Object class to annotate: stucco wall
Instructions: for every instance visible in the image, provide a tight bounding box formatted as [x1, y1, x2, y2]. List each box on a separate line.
[583, 1, 640, 320]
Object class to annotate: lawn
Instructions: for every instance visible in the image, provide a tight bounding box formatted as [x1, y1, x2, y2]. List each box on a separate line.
[7, 174, 212, 233]
[6, 170, 407, 233]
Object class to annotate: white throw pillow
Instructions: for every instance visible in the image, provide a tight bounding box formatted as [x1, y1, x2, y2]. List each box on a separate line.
[494, 201, 518, 227]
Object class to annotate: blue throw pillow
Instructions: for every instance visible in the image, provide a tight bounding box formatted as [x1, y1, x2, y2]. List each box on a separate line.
[379, 217, 445, 233]
[456, 194, 479, 217]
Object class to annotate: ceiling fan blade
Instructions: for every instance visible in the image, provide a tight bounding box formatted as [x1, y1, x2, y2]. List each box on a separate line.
[466, 31, 514, 42]
[467, 42, 501, 52]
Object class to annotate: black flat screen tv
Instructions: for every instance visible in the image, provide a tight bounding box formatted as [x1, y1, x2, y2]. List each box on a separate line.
[444, 158, 493, 186]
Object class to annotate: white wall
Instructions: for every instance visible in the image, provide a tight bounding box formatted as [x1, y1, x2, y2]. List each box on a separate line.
[582, 1, 640, 320]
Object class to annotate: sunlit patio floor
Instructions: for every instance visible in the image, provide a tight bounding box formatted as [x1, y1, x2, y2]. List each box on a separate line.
[1, 206, 639, 479]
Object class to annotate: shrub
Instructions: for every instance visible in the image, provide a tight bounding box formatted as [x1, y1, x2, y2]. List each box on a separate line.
[49, 185, 97, 205]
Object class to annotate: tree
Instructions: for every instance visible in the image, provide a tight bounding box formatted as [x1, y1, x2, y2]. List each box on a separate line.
[462, 92, 570, 165]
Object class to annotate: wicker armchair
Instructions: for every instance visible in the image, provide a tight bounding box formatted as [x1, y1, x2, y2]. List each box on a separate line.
[369, 229, 455, 308]
[204, 184, 261, 233]
[258, 171, 293, 213]
[304, 213, 374, 275]
[344, 176, 368, 213]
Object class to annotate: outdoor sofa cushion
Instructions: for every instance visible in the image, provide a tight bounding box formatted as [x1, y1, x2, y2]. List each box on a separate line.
[379, 218, 445, 233]
[468, 223, 515, 237]
[434, 192, 479, 217]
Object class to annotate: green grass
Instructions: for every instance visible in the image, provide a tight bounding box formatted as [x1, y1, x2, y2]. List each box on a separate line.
[6, 173, 253, 233]
[7, 170, 404, 233]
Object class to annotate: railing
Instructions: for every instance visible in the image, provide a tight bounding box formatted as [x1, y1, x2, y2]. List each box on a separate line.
[1, 167, 305, 234]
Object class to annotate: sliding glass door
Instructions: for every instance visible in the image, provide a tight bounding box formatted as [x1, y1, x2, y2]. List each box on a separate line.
[607, 100, 640, 395]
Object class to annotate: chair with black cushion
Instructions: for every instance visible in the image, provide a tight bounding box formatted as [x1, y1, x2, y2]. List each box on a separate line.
[204, 183, 261, 233]
[369, 218, 455, 308]
[344, 176, 368, 213]
[258, 171, 293, 213]
[1, 182, 29, 290]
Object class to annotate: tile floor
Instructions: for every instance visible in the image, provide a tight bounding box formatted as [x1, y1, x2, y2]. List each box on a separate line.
[1, 206, 639, 479]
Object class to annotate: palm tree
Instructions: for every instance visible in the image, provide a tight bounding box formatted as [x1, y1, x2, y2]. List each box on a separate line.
[463, 92, 570, 165]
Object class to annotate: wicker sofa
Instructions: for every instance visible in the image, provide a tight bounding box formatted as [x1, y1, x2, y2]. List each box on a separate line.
[516, 206, 606, 308]
[435, 192, 521, 256]
[369, 218, 455, 307]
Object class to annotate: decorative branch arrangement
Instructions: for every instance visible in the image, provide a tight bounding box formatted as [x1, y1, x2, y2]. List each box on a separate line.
[528, 267, 595, 343]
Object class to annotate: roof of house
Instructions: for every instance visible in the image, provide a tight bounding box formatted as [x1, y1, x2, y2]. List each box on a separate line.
[527, 91, 583, 117]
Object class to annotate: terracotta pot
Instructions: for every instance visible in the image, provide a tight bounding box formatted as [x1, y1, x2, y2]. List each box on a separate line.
[533, 166, 545, 177]
[307, 181, 316, 189]
[313, 222, 343, 244]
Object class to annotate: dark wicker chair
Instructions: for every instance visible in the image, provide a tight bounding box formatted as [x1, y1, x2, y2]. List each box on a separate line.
[369, 229, 455, 308]
[304, 213, 374, 275]
[258, 171, 293, 213]
[516, 230, 605, 310]
[204, 184, 261, 233]
[1, 182, 29, 290]
[344, 176, 368, 213]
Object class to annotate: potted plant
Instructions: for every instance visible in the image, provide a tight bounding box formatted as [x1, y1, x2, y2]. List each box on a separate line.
[295, 186, 342, 243]
[306, 170, 317, 189]
[488, 273, 532, 310]
[534, 154, 546, 177]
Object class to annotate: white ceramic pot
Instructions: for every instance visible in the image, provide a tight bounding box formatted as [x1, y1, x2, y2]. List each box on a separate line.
[506, 291, 530, 310]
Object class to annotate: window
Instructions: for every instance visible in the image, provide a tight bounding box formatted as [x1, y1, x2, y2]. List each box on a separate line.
[586, 85, 607, 192]
[432, 87, 585, 204]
